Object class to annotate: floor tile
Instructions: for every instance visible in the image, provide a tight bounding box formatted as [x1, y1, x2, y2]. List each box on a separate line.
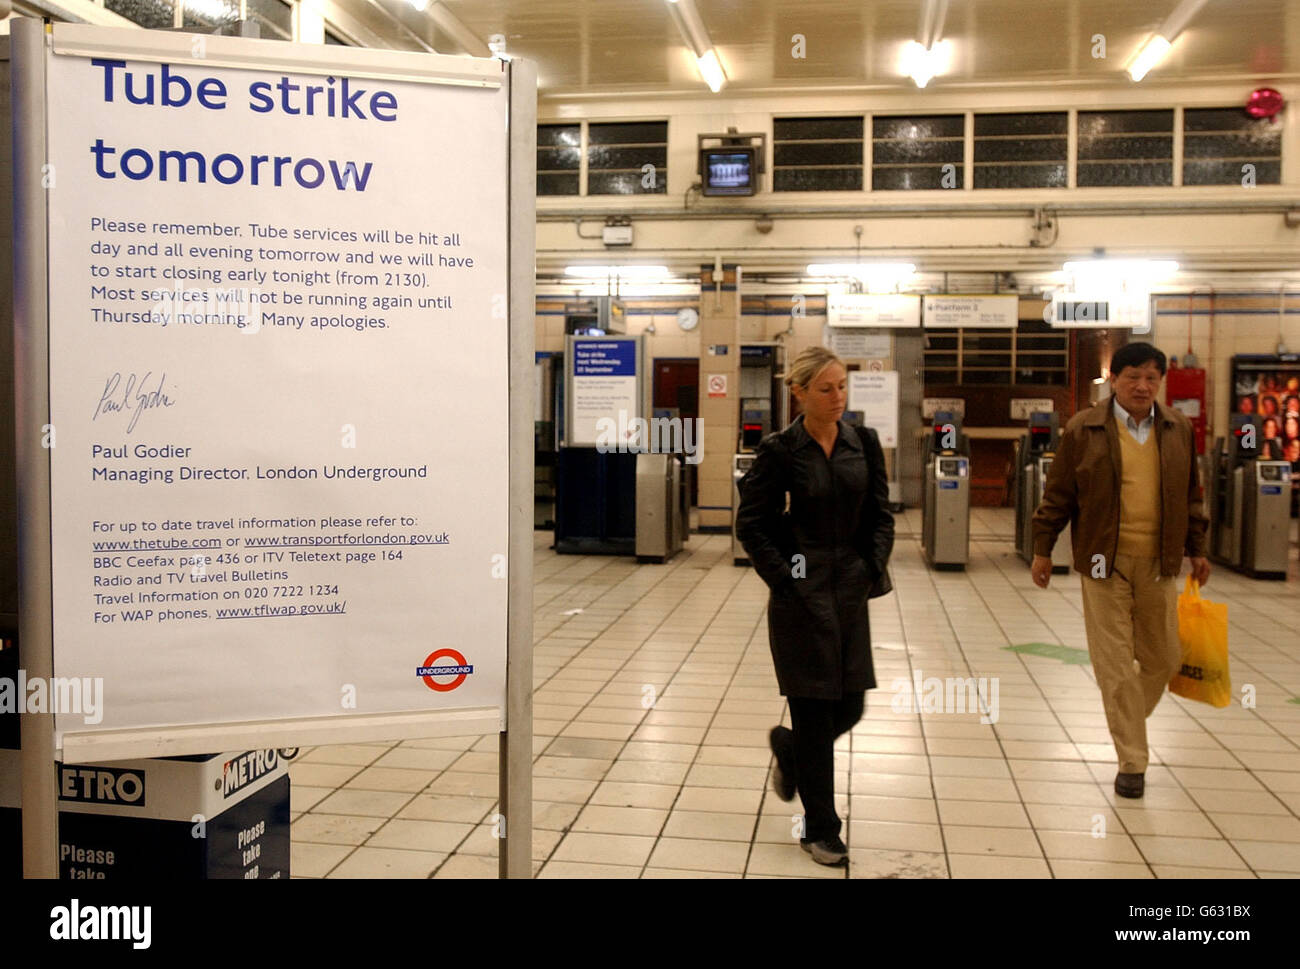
[1049, 859, 1154, 878]
[367, 819, 474, 853]
[848, 820, 944, 853]
[647, 837, 750, 873]
[312, 788, 413, 818]
[327, 847, 444, 879]
[537, 861, 643, 879]
[941, 825, 1042, 857]
[947, 854, 1052, 878]
[290, 841, 352, 878]
[673, 786, 763, 814]
[846, 848, 948, 878]
[937, 799, 1030, 828]
[572, 805, 669, 837]
[291, 813, 384, 846]
[1132, 835, 1250, 871]
[666, 810, 760, 842]
[551, 832, 657, 867]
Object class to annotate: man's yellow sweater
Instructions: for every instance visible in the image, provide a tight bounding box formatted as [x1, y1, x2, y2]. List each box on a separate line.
[1116, 429, 1161, 559]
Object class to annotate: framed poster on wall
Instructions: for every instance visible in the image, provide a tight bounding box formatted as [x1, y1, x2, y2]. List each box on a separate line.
[1231, 354, 1300, 466]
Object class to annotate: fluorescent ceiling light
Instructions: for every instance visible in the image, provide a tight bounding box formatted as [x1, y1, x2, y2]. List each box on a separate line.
[566, 285, 692, 297]
[807, 263, 916, 279]
[1063, 259, 1179, 285]
[564, 266, 671, 279]
[1127, 35, 1171, 82]
[666, 0, 726, 92]
[808, 263, 916, 294]
[1126, 0, 1210, 81]
[696, 50, 727, 93]
[900, 39, 951, 88]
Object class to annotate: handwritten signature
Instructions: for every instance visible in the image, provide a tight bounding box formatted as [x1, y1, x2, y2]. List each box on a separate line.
[92, 371, 175, 434]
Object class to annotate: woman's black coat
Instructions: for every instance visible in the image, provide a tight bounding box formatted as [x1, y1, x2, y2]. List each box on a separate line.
[735, 417, 895, 700]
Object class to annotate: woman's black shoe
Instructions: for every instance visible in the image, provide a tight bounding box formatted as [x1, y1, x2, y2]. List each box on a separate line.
[800, 834, 848, 865]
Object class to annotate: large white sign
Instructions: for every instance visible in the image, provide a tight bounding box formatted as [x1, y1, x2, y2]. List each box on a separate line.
[569, 338, 639, 445]
[922, 397, 966, 419]
[824, 326, 892, 359]
[1010, 398, 1055, 421]
[923, 294, 1018, 328]
[827, 294, 921, 328]
[848, 371, 899, 447]
[1046, 291, 1151, 329]
[46, 50, 510, 743]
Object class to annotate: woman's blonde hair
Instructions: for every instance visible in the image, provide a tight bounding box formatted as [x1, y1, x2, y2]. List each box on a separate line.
[784, 346, 845, 389]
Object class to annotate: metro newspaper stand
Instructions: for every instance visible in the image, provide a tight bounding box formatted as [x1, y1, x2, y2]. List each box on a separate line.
[6, 21, 536, 878]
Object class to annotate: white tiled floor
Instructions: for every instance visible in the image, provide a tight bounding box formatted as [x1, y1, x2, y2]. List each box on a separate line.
[289, 509, 1300, 878]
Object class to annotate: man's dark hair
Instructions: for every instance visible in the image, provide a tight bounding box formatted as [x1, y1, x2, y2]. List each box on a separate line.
[1110, 342, 1166, 377]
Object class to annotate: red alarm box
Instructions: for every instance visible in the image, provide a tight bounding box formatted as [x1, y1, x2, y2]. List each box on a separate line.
[1166, 367, 1207, 454]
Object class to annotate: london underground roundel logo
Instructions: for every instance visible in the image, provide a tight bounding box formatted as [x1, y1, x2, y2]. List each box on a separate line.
[417, 648, 474, 692]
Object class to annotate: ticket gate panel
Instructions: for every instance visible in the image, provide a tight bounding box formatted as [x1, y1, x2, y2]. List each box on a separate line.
[923, 454, 969, 569]
[1241, 461, 1291, 579]
[1038, 457, 1072, 571]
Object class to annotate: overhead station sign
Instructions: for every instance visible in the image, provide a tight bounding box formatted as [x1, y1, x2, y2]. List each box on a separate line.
[923, 294, 1018, 328]
[827, 294, 921, 328]
[41, 30, 512, 749]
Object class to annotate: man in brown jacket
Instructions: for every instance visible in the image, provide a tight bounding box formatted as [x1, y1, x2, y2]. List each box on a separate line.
[1031, 342, 1210, 799]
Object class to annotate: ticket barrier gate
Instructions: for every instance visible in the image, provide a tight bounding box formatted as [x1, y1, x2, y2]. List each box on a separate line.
[732, 452, 756, 566]
[1014, 412, 1071, 572]
[922, 411, 970, 570]
[635, 452, 689, 563]
[1207, 415, 1291, 580]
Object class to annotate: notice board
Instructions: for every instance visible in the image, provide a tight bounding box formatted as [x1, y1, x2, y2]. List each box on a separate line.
[848, 371, 899, 447]
[15, 24, 533, 759]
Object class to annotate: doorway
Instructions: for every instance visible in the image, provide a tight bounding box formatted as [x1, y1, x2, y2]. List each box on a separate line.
[653, 358, 699, 505]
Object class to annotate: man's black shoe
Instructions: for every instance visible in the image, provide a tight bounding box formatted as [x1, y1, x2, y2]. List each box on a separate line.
[800, 834, 848, 866]
[1115, 772, 1145, 798]
[769, 726, 796, 801]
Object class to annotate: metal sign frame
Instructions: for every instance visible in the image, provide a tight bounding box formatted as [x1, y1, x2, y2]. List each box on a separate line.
[8, 18, 534, 878]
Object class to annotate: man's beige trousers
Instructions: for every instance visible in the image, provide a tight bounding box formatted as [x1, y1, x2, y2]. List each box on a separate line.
[1078, 553, 1181, 775]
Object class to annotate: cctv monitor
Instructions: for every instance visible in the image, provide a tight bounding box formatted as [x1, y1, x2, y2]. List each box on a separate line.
[701, 147, 757, 196]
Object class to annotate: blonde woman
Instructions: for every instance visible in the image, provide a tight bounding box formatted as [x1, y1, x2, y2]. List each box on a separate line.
[735, 346, 894, 866]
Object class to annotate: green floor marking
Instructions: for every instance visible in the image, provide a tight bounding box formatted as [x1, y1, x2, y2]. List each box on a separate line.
[1004, 642, 1091, 665]
[1288, 697, 1300, 706]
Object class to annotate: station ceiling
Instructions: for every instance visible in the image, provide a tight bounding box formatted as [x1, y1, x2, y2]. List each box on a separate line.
[344, 0, 1295, 96]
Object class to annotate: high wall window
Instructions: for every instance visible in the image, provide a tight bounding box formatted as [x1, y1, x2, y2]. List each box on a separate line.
[182, 0, 240, 30]
[105, 0, 174, 29]
[924, 321, 1068, 386]
[1183, 107, 1281, 186]
[1077, 109, 1174, 187]
[872, 114, 964, 190]
[537, 124, 581, 197]
[247, 0, 293, 40]
[104, 0, 291, 36]
[587, 121, 668, 195]
[974, 112, 1067, 188]
[773, 116, 863, 191]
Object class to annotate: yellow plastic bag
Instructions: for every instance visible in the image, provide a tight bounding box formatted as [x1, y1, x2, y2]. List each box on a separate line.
[1168, 577, 1231, 708]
